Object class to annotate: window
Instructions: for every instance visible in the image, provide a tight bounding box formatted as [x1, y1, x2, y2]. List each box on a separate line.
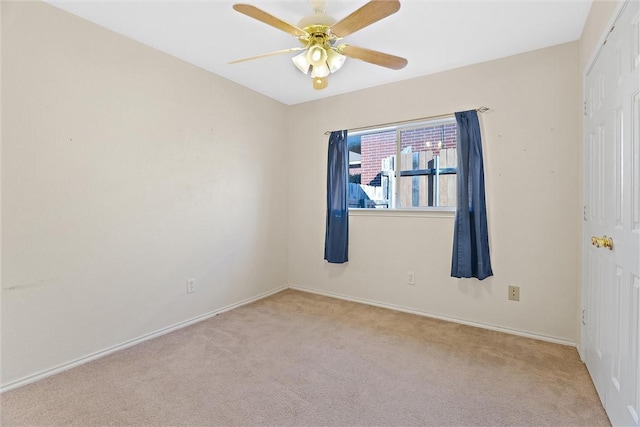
[347, 117, 457, 209]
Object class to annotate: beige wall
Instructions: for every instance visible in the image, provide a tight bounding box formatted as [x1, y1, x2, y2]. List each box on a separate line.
[1, 1, 288, 386]
[287, 42, 581, 343]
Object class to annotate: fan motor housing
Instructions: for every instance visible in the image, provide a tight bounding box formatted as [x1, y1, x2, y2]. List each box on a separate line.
[299, 25, 337, 48]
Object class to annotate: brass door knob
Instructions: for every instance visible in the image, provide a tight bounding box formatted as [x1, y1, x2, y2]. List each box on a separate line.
[591, 235, 614, 250]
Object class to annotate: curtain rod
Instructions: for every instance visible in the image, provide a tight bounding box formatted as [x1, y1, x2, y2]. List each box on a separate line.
[323, 106, 490, 135]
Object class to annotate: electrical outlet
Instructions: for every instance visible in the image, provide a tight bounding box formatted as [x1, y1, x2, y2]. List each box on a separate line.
[406, 271, 415, 285]
[508, 285, 520, 301]
[186, 279, 196, 294]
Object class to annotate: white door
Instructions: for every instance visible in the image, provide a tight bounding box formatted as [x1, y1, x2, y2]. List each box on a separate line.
[582, 1, 640, 426]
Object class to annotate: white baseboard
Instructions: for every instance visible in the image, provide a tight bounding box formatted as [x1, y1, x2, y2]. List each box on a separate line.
[0, 286, 288, 393]
[289, 285, 577, 348]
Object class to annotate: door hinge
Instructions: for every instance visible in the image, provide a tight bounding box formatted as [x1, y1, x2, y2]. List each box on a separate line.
[583, 101, 588, 116]
[582, 309, 586, 326]
[583, 205, 588, 221]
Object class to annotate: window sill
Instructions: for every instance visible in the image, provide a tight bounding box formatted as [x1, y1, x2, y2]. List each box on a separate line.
[348, 207, 456, 218]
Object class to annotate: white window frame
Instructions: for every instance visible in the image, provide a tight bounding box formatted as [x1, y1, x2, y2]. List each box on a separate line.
[348, 116, 457, 215]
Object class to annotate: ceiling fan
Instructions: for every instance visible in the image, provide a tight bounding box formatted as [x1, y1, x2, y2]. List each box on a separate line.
[229, 0, 408, 90]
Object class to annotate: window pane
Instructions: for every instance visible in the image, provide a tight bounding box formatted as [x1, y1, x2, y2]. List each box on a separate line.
[348, 130, 395, 208]
[346, 117, 457, 210]
[398, 122, 457, 208]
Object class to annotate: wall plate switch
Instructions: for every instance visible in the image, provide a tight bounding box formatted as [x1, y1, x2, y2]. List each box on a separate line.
[407, 271, 415, 285]
[186, 279, 196, 294]
[508, 285, 520, 301]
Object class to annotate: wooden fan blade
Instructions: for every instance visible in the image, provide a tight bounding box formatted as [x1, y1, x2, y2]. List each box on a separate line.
[229, 47, 306, 64]
[330, 0, 400, 38]
[233, 4, 307, 38]
[339, 44, 407, 70]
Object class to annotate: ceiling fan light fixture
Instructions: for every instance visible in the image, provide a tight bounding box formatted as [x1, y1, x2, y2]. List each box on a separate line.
[326, 48, 346, 73]
[307, 44, 328, 67]
[292, 51, 311, 74]
[310, 62, 330, 78]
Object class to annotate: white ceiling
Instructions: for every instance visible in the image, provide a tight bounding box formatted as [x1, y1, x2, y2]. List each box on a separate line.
[45, 0, 593, 105]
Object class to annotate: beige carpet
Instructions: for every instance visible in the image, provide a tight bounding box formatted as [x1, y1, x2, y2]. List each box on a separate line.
[1, 289, 609, 426]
